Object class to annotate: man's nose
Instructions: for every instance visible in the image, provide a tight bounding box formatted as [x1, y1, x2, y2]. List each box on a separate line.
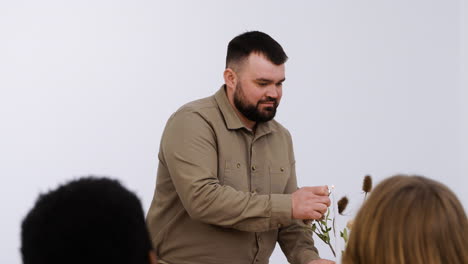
[265, 85, 279, 98]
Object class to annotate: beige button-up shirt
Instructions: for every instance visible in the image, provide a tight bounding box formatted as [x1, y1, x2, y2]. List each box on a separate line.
[147, 86, 320, 264]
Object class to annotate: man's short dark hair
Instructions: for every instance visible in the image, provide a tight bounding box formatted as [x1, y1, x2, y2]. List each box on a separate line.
[21, 177, 153, 264]
[226, 31, 288, 69]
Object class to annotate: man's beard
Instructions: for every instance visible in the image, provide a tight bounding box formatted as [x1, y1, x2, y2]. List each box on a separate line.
[233, 83, 278, 123]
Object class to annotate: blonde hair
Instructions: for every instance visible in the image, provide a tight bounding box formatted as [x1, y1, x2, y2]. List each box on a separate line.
[342, 175, 468, 264]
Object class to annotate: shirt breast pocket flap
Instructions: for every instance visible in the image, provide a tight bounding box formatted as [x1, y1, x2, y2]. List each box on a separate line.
[269, 164, 290, 193]
[223, 160, 248, 191]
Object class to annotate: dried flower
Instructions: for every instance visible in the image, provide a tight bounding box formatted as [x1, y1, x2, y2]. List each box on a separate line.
[362, 175, 373, 193]
[337, 196, 349, 215]
[346, 219, 354, 230]
[306, 177, 373, 258]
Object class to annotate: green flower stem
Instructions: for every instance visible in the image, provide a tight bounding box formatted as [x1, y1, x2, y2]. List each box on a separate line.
[317, 221, 336, 257]
[309, 219, 336, 257]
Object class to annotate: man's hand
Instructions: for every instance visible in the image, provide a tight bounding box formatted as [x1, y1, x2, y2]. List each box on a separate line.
[291, 186, 331, 220]
[308, 259, 335, 264]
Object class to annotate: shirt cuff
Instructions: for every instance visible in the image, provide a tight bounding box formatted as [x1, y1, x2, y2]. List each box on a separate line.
[270, 194, 293, 229]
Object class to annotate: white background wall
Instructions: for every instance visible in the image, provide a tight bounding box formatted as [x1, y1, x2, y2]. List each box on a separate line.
[0, 1, 466, 263]
[462, 0, 468, 220]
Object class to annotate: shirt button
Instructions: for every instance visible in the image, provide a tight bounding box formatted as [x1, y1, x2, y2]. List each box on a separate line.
[237, 163, 241, 168]
[280, 167, 284, 172]
[251, 165, 256, 171]
[277, 224, 282, 228]
[255, 259, 259, 262]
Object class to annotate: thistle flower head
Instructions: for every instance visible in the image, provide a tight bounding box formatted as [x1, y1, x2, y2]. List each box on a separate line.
[337, 196, 349, 215]
[362, 174, 373, 193]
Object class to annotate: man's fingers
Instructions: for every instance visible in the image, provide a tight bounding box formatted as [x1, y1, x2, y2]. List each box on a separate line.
[315, 203, 328, 215]
[317, 185, 329, 196]
[320, 196, 331, 207]
[309, 211, 322, 220]
[302, 186, 329, 196]
[308, 195, 331, 207]
[292, 186, 333, 220]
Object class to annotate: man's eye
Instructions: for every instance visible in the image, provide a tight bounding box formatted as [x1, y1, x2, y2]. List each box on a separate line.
[258, 82, 268, 86]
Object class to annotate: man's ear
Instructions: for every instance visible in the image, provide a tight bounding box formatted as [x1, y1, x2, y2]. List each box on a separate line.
[223, 68, 238, 90]
[149, 250, 157, 264]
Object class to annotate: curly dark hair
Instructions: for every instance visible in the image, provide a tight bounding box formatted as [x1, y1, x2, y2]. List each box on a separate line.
[21, 177, 153, 264]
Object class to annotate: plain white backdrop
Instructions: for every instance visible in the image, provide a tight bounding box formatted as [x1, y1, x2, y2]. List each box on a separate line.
[1, 1, 466, 263]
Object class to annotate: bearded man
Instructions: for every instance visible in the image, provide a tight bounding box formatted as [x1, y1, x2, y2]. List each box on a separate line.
[146, 31, 334, 264]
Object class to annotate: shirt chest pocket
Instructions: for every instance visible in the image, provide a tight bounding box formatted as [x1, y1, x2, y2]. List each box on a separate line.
[222, 160, 249, 192]
[269, 164, 291, 194]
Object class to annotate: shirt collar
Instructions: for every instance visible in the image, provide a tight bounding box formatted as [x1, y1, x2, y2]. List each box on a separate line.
[214, 85, 275, 136]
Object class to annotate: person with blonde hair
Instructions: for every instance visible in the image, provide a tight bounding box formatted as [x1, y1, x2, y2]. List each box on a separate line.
[342, 174, 467, 264]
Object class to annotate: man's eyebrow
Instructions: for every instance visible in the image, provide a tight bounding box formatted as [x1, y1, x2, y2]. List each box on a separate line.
[255, 78, 286, 83]
[255, 78, 272, 82]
